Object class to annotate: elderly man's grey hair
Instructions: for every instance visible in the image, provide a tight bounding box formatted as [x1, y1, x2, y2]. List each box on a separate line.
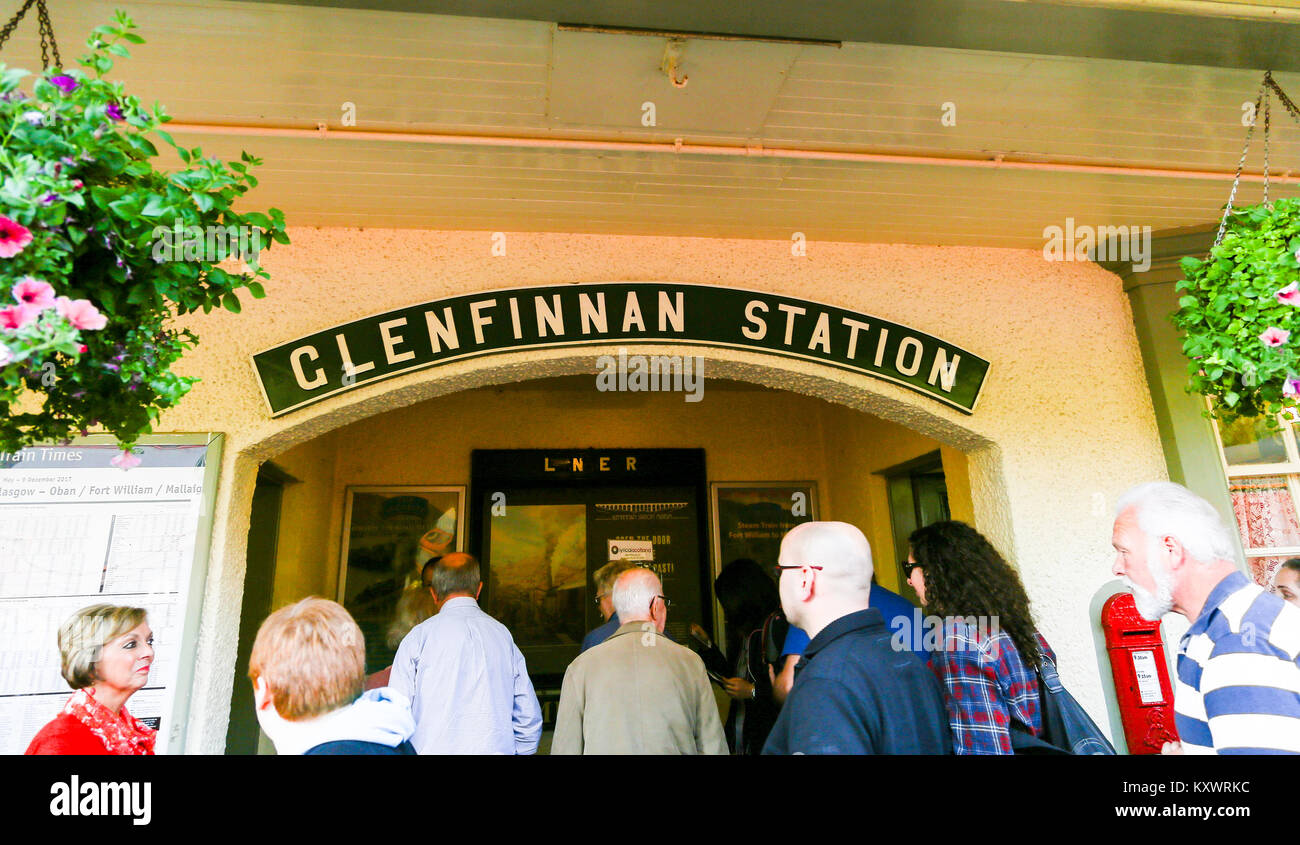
[611, 567, 662, 622]
[1115, 481, 1236, 565]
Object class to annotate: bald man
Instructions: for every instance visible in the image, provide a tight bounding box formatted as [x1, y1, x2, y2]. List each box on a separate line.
[390, 552, 542, 754]
[762, 522, 951, 755]
[552, 567, 727, 755]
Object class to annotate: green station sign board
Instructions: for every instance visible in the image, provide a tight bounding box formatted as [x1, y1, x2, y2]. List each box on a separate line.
[252, 282, 990, 417]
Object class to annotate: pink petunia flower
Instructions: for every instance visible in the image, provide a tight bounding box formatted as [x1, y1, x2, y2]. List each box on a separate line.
[49, 75, 78, 94]
[0, 216, 32, 258]
[55, 297, 107, 330]
[13, 277, 55, 309]
[1261, 327, 1291, 347]
[1278, 282, 1300, 305]
[104, 102, 124, 121]
[0, 303, 40, 329]
[110, 450, 142, 470]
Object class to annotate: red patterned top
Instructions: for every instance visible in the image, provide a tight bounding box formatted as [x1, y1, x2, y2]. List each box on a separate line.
[25, 688, 156, 755]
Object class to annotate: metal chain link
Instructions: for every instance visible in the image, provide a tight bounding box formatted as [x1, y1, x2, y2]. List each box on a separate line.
[36, 0, 59, 68]
[0, 0, 60, 69]
[1265, 70, 1300, 125]
[1214, 79, 1268, 247]
[0, 0, 39, 50]
[1264, 85, 1271, 207]
[1215, 71, 1300, 247]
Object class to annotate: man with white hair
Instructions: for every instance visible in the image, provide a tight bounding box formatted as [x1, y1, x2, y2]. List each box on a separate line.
[1112, 481, 1300, 754]
[762, 521, 951, 754]
[552, 567, 727, 754]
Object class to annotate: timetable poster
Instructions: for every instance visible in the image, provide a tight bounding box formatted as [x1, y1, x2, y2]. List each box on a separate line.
[590, 488, 702, 646]
[0, 443, 209, 755]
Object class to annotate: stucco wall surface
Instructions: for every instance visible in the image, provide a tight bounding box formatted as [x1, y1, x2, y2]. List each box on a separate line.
[157, 229, 1166, 753]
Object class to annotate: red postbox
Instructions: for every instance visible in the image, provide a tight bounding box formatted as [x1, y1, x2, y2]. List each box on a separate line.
[1101, 592, 1179, 754]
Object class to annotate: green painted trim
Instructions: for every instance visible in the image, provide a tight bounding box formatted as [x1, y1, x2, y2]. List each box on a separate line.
[1121, 229, 1247, 563]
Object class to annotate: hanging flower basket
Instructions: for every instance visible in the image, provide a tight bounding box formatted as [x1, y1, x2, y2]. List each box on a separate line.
[1173, 73, 1300, 430]
[0, 12, 287, 453]
[1174, 198, 1300, 425]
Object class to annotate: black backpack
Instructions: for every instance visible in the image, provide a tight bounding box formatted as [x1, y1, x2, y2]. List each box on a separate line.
[760, 609, 791, 670]
[1010, 655, 1115, 755]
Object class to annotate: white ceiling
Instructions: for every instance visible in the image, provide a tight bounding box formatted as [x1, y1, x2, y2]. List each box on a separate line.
[4, 0, 1298, 246]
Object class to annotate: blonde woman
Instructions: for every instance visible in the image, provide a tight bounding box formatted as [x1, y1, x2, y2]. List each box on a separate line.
[26, 604, 156, 755]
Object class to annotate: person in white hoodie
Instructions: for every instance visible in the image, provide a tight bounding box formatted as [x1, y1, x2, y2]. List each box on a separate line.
[248, 597, 417, 755]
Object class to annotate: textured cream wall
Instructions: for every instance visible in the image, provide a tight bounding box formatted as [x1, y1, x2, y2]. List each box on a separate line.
[158, 229, 1166, 753]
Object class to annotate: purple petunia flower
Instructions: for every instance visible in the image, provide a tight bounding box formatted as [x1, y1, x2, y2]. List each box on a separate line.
[41, 193, 58, 205]
[105, 102, 124, 121]
[49, 75, 78, 94]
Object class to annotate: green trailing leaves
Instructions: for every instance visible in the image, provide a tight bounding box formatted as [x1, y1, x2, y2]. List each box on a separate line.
[0, 14, 289, 452]
[1172, 197, 1300, 429]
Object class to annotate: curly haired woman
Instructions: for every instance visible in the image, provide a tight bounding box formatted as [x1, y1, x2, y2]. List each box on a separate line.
[906, 521, 1053, 754]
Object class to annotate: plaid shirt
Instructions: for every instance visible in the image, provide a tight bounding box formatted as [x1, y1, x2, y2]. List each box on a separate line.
[930, 620, 1053, 755]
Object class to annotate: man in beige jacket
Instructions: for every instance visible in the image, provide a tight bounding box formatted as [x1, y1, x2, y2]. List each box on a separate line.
[552, 567, 727, 755]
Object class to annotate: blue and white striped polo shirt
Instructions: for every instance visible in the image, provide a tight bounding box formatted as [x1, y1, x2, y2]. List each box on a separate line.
[1175, 571, 1300, 754]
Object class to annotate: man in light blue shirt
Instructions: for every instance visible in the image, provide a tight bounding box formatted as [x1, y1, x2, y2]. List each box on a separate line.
[390, 553, 542, 754]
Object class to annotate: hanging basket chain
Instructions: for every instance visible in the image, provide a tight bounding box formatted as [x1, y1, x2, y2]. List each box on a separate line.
[1265, 71, 1300, 126]
[1214, 78, 1268, 247]
[36, 0, 60, 69]
[1263, 86, 1271, 208]
[0, 0, 60, 69]
[1216, 71, 1300, 247]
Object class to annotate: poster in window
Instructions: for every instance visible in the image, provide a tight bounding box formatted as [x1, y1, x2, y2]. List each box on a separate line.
[710, 483, 819, 578]
[339, 486, 464, 673]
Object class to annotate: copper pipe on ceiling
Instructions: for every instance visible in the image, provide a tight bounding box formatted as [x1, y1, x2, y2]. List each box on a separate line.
[162, 121, 1299, 184]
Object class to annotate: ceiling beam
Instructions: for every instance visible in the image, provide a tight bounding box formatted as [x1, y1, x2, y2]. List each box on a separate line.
[229, 0, 1300, 72]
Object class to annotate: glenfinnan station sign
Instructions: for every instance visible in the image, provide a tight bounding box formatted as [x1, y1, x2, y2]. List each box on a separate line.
[251, 283, 990, 416]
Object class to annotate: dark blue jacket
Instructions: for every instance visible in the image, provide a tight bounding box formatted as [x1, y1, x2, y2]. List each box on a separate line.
[305, 739, 416, 755]
[580, 612, 621, 653]
[762, 608, 952, 755]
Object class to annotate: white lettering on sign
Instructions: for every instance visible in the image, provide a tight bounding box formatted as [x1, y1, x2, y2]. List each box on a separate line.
[741, 300, 768, 341]
[379, 318, 415, 365]
[290, 345, 326, 390]
[470, 299, 497, 344]
[424, 307, 460, 353]
[659, 291, 685, 332]
[335, 333, 375, 378]
[1131, 650, 1164, 705]
[842, 317, 870, 359]
[896, 336, 923, 376]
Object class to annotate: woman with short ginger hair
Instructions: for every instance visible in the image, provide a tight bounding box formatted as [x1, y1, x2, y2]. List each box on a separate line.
[26, 604, 157, 755]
